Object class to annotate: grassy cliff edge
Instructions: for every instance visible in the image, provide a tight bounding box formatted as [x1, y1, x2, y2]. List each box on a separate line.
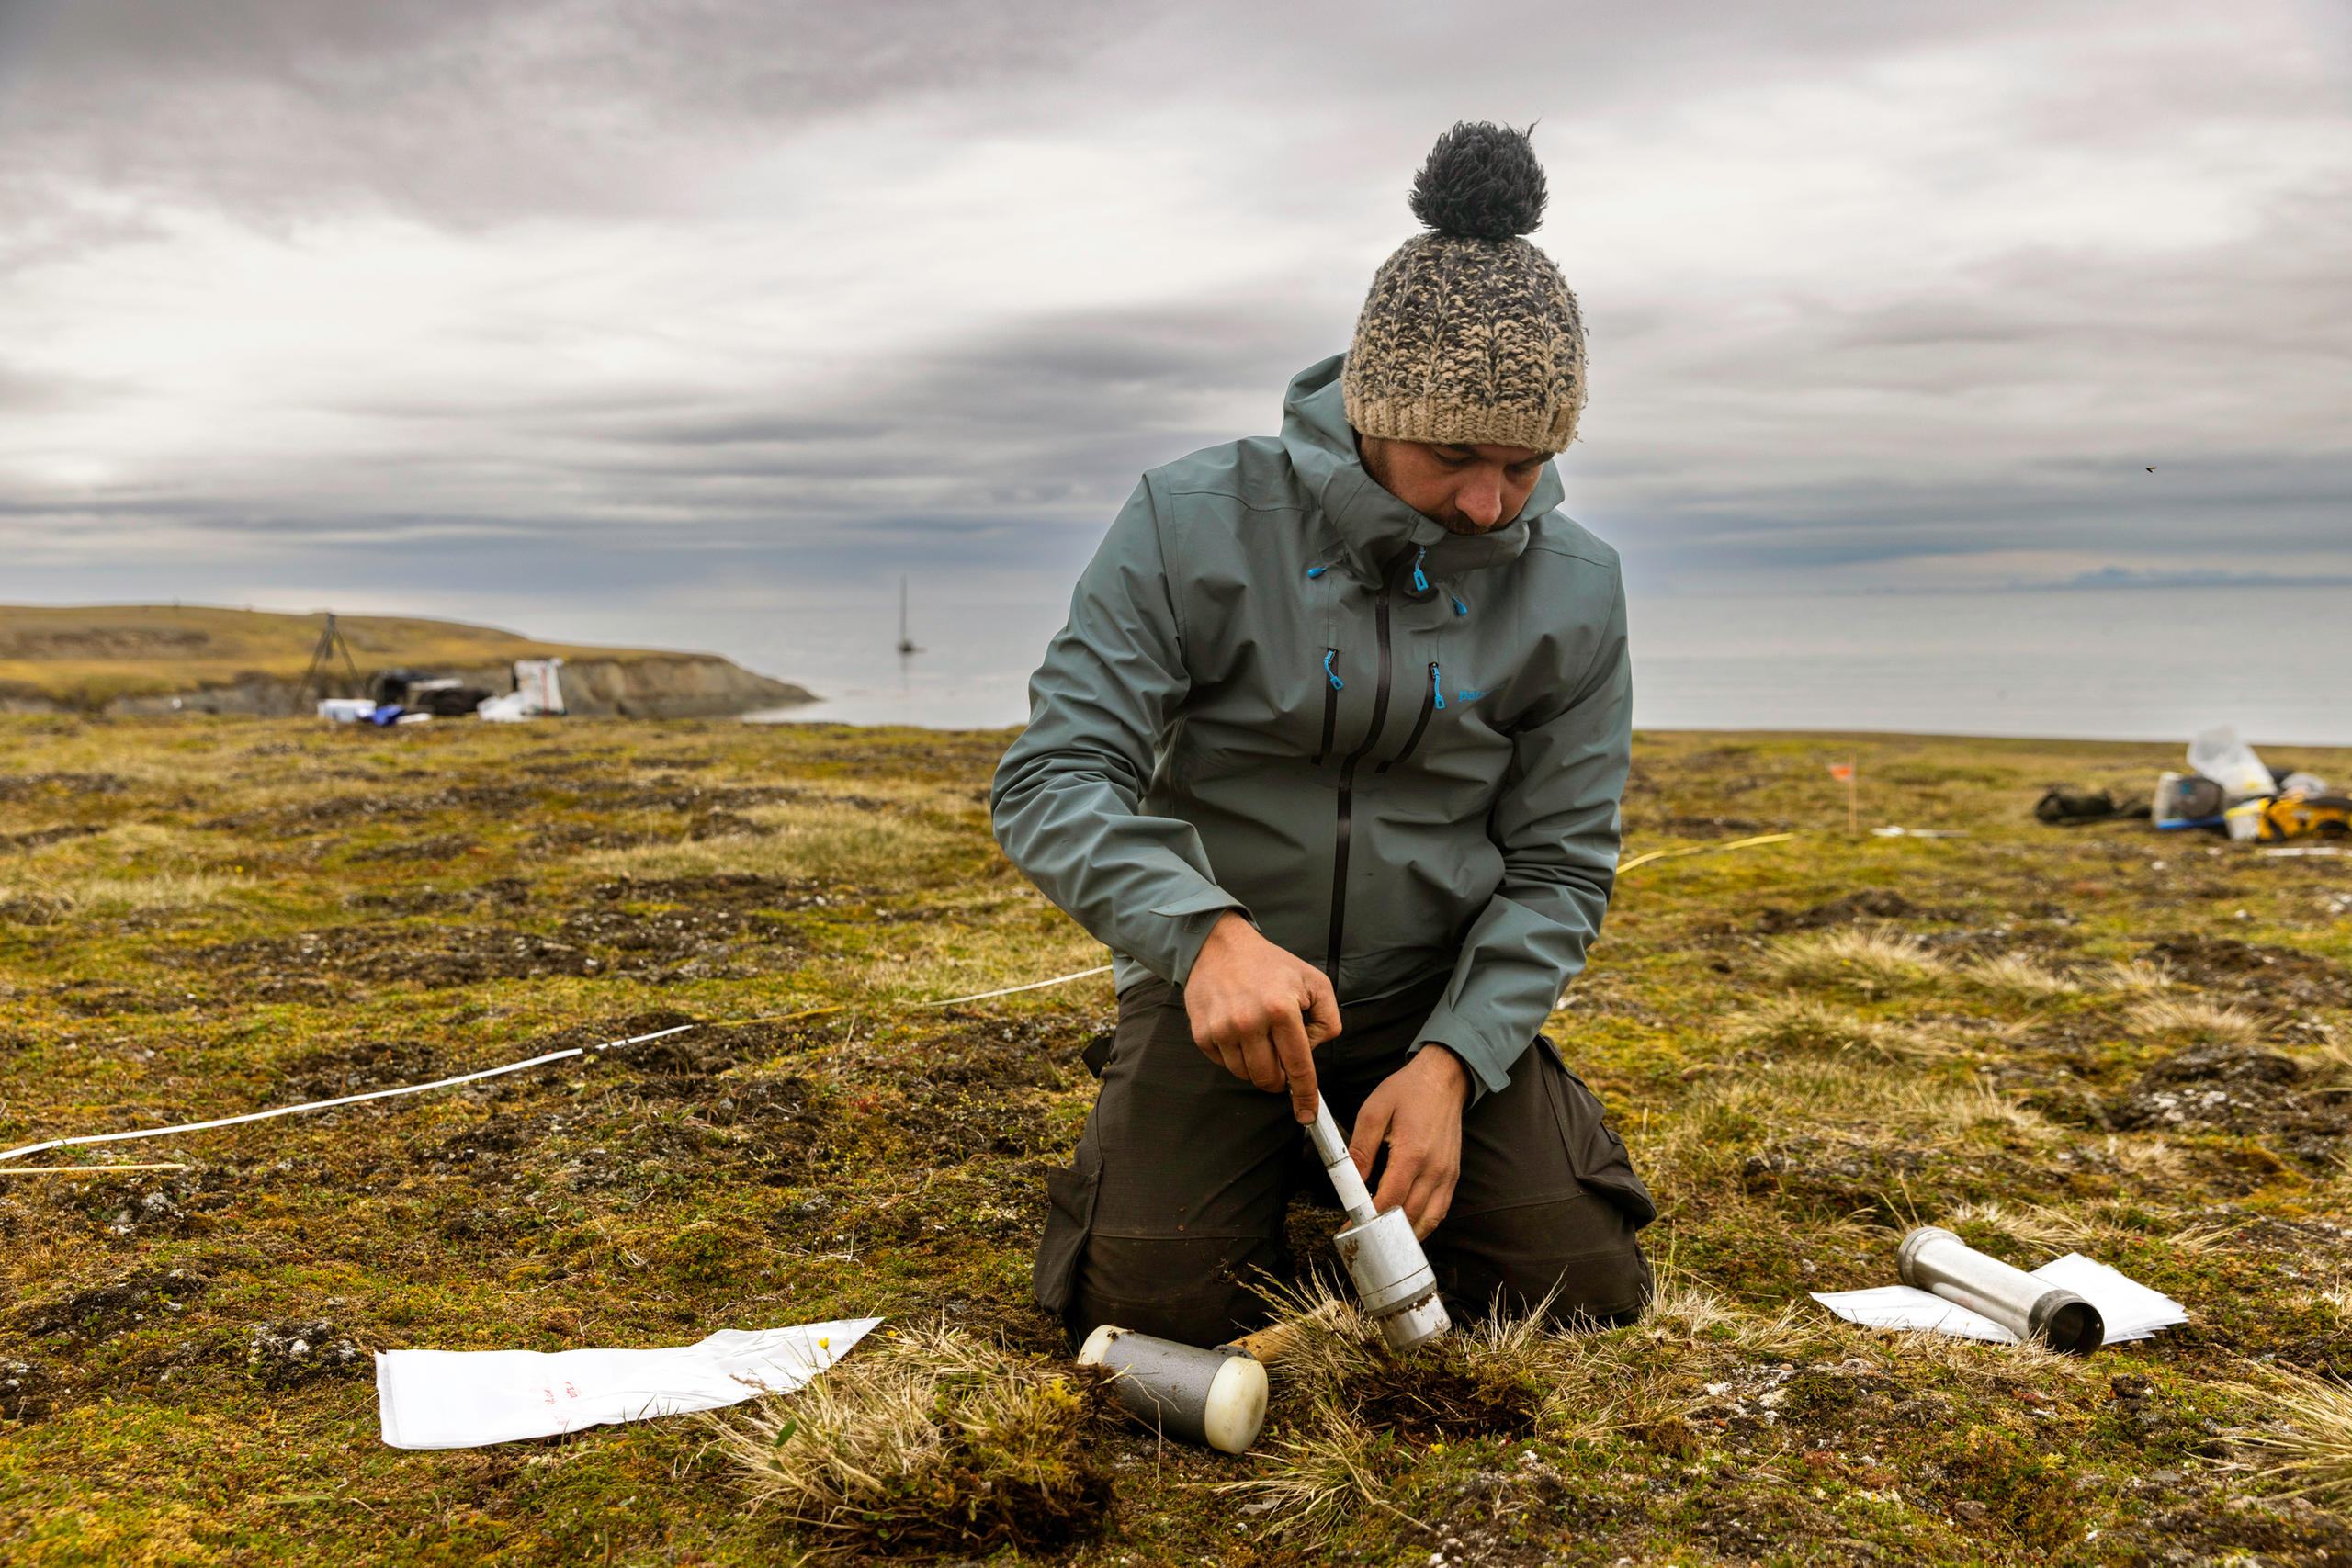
[0, 604, 814, 716]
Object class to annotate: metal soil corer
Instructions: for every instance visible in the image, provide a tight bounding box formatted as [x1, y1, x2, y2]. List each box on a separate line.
[1307, 1096, 1452, 1353]
[1897, 1225, 2106, 1353]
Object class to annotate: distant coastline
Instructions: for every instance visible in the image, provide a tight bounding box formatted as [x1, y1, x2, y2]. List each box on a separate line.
[0, 604, 816, 719]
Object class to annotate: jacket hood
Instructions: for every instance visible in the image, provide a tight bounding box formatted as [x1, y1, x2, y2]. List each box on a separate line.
[1279, 354, 1561, 585]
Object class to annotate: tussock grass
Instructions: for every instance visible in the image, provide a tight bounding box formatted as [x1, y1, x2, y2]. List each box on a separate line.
[711, 1323, 1112, 1559]
[2088, 959, 2174, 995]
[1942, 1198, 2233, 1258]
[572, 800, 974, 887]
[1726, 995, 1951, 1061]
[2127, 997, 2266, 1048]
[1656, 1058, 2048, 1168]
[1218, 1392, 1408, 1536]
[1760, 926, 1945, 997]
[1962, 952, 2081, 1000]
[2238, 1368, 2352, 1500]
[0, 866, 247, 920]
[0, 822, 249, 921]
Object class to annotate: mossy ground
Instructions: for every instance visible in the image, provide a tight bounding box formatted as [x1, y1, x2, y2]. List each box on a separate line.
[2, 716, 2349, 1565]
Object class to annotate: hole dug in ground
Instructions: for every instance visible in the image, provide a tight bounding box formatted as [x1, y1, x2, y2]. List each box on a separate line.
[1339, 1344, 1542, 1446]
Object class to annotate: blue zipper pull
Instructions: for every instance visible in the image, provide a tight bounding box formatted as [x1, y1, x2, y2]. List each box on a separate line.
[1306, 564, 1329, 579]
[1430, 662, 1444, 710]
[1450, 593, 1467, 616]
[1324, 649, 1343, 691]
[1411, 546, 1429, 593]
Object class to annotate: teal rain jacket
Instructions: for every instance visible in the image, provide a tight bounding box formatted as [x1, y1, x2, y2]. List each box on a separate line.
[989, 355, 1630, 1096]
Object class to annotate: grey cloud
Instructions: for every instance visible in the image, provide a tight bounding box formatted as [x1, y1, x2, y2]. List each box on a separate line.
[0, 0, 2346, 612]
[0, 0, 1143, 228]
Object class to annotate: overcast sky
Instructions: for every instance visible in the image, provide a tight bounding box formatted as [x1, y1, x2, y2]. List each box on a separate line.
[1, 0, 2346, 621]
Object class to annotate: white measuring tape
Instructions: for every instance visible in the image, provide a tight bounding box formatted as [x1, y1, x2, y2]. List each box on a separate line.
[919, 964, 1113, 1008]
[0, 1025, 695, 1165]
[5, 961, 1120, 1168]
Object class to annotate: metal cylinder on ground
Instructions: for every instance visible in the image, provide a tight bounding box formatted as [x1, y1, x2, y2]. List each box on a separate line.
[1897, 1225, 2105, 1353]
[1077, 1325, 1269, 1454]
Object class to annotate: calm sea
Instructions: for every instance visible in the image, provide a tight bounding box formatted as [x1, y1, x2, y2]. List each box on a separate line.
[541, 585, 2352, 746]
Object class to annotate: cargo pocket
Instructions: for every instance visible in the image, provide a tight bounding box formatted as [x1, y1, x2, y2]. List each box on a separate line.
[1031, 1135, 1103, 1314]
[1536, 1036, 1658, 1228]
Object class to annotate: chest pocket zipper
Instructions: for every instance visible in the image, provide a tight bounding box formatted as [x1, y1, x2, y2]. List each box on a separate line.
[1375, 662, 1442, 775]
[1312, 649, 1342, 766]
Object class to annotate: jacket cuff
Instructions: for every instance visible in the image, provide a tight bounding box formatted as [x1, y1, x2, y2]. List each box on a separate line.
[1150, 886, 1250, 985]
[1412, 1002, 1521, 1101]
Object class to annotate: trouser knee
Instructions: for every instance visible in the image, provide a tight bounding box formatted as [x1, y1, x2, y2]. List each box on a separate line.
[1062, 1234, 1285, 1352]
[1431, 1194, 1654, 1329]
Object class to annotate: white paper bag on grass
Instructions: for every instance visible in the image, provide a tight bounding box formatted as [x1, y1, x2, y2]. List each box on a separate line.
[1812, 1253, 2185, 1346]
[377, 1317, 881, 1450]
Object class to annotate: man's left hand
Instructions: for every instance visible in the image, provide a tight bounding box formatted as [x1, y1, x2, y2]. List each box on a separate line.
[1347, 1046, 1471, 1239]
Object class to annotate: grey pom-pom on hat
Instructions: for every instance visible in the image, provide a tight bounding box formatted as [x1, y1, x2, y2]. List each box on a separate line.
[1344, 122, 1588, 456]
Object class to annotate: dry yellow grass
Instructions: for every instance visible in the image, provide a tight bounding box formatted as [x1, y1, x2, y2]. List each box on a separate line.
[575, 813, 967, 888]
[1759, 926, 1946, 997]
[0, 824, 250, 917]
[1941, 1199, 2234, 1258]
[712, 1323, 1110, 1558]
[1962, 951, 2081, 999]
[2126, 997, 2266, 1047]
[2237, 1368, 2352, 1500]
[1725, 995, 1953, 1061]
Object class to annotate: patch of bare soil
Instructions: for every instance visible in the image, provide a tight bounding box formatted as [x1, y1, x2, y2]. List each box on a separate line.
[921, 1011, 1103, 1081]
[1340, 1349, 1541, 1445]
[567, 1079, 829, 1192]
[2109, 1044, 2352, 1165]
[345, 833, 481, 863]
[897, 1089, 1049, 1168]
[345, 876, 532, 914]
[873, 1015, 1097, 1168]
[244, 1320, 367, 1389]
[46, 979, 201, 1016]
[5, 824, 102, 852]
[0, 1357, 67, 1420]
[177, 898, 806, 990]
[14, 1267, 210, 1341]
[586, 874, 855, 912]
[0, 773, 130, 802]
[270, 1037, 447, 1102]
[518, 823, 665, 855]
[1751, 890, 1963, 934]
[2146, 935, 2352, 1010]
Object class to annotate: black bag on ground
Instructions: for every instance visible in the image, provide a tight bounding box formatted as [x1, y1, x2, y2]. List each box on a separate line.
[2036, 788, 2118, 825]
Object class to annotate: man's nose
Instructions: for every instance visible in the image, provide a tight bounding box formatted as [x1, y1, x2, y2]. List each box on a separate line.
[1457, 470, 1503, 527]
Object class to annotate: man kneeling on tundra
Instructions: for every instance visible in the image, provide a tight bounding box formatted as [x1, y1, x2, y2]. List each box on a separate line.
[991, 123, 1655, 1350]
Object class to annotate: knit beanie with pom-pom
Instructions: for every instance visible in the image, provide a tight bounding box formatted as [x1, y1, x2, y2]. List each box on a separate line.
[1342, 122, 1587, 455]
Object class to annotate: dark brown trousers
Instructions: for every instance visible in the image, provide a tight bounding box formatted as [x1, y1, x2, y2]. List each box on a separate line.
[1034, 976, 1657, 1349]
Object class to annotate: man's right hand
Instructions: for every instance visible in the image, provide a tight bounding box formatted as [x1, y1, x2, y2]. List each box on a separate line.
[1184, 912, 1341, 1122]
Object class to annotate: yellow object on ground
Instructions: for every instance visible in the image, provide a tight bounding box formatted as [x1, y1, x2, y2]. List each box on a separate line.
[2260, 794, 2352, 842]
